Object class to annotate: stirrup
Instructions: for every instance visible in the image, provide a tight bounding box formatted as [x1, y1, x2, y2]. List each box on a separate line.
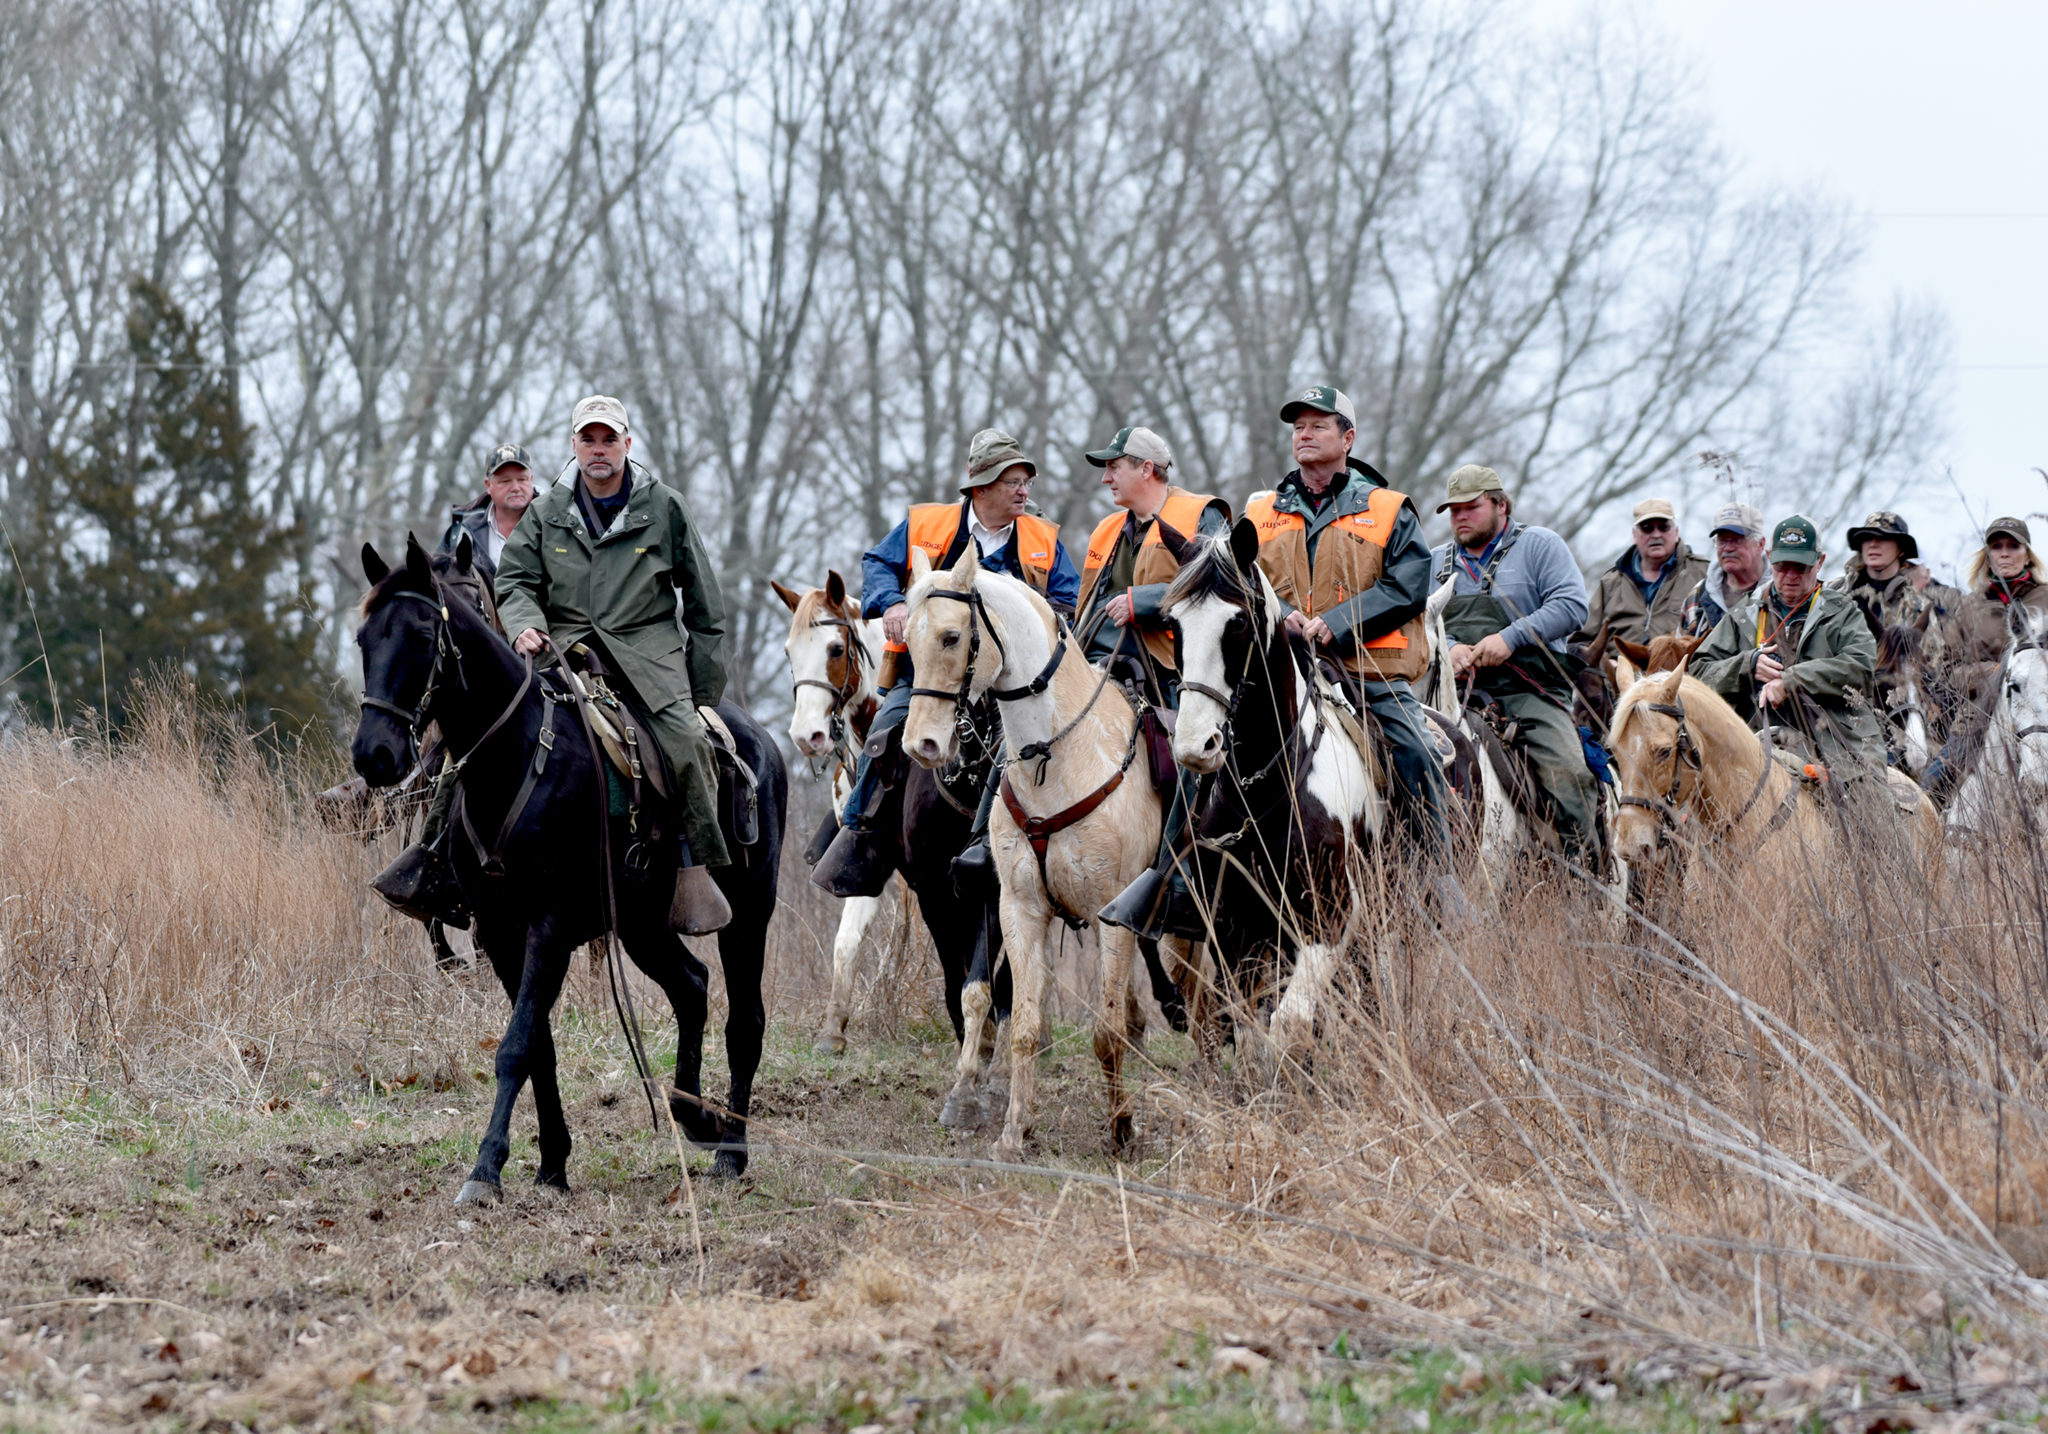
[371, 843, 470, 929]
[810, 825, 894, 899]
[950, 837, 995, 898]
[669, 865, 732, 935]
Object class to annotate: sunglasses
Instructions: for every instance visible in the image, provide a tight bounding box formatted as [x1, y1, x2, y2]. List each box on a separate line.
[1636, 519, 1674, 534]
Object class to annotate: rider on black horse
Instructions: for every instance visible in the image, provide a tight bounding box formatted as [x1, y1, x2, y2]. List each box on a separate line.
[812, 429, 1081, 898]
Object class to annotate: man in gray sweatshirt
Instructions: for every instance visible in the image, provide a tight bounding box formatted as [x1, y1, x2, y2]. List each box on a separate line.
[1431, 465, 1602, 864]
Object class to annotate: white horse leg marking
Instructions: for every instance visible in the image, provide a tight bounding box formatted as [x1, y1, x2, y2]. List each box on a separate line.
[1269, 940, 1337, 1064]
[942, 976, 995, 1129]
[817, 893, 881, 1053]
[994, 895, 1050, 1164]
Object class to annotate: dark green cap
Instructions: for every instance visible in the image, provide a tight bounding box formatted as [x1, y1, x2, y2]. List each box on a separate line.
[1084, 425, 1173, 470]
[1768, 514, 1822, 567]
[1279, 385, 1356, 426]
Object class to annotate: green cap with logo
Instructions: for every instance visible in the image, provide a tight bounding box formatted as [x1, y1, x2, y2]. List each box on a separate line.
[1768, 514, 1822, 567]
[1279, 385, 1357, 426]
[1434, 464, 1507, 513]
[961, 428, 1036, 491]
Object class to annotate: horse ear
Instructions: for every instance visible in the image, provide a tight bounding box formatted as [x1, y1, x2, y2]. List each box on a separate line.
[1617, 638, 1651, 667]
[909, 545, 934, 585]
[948, 541, 979, 588]
[453, 531, 475, 575]
[1612, 649, 1639, 691]
[770, 579, 803, 613]
[403, 532, 434, 586]
[825, 569, 848, 608]
[1157, 519, 1196, 566]
[362, 542, 390, 585]
[1229, 516, 1261, 576]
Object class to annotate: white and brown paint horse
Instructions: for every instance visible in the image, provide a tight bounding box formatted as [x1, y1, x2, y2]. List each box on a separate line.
[1165, 523, 1390, 1067]
[898, 543, 1192, 1161]
[772, 572, 887, 1052]
[1607, 654, 1941, 895]
[1946, 606, 2048, 840]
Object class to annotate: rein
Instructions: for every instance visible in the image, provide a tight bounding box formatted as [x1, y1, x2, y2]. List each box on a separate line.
[1616, 692, 1790, 848]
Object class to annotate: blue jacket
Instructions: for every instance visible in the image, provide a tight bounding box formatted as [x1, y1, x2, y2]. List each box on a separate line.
[860, 499, 1081, 618]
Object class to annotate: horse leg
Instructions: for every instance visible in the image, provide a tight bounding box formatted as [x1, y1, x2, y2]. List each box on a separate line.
[528, 1020, 572, 1194]
[939, 906, 995, 1130]
[1267, 936, 1336, 1072]
[616, 905, 721, 1151]
[817, 892, 881, 1054]
[458, 924, 571, 1206]
[1094, 924, 1140, 1156]
[1160, 936, 1219, 1067]
[993, 895, 1050, 1164]
[710, 899, 770, 1179]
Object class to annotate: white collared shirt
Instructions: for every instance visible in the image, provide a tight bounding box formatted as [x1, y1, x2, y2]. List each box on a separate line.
[968, 510, 1015, 560]
[486, 521, 512, 569]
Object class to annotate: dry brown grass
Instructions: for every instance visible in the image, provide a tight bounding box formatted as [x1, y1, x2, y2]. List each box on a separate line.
[4, 688, 2048, 1429]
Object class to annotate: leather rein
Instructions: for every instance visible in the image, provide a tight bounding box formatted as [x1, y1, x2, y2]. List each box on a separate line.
[1616, 694, 1794, 849]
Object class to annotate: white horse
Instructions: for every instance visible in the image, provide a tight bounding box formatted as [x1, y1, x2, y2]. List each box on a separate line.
[772, 573, 889, 1053]
[898, 544, 1192, 1162]
[1421, 577, 1534, 896]
[1948, 607, 2048, 838]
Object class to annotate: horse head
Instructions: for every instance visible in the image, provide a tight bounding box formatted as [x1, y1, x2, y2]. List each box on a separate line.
[1607, 666, 1702, 866]
[1164, 517, 1275, 774]
[353, 534, 445, 789]
[899, 542, 990, 769]
[775, 569, 872, 759]
[2006, 606, 2048, 791]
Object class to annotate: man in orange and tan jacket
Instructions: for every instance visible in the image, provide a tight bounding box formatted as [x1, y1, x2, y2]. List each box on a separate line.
[1245, 386, 1462, 899]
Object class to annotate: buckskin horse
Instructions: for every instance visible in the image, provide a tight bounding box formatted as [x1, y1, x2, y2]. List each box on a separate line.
[352, 535, 786, 1201]
[771, 571, 1012, 1084]
[1163, 522, 1397, 1070]
[898, 544, 1196, 1161]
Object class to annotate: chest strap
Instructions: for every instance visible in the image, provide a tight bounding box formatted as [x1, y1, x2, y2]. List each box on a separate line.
[998, 721, 1140, 928]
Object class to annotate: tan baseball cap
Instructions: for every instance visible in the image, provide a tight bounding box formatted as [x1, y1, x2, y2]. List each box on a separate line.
[1632, 498, 1676, 527]
[570, 394, 629, 436]
[1085, 425, 1172, 471]
[1435, 464, 1507, 512]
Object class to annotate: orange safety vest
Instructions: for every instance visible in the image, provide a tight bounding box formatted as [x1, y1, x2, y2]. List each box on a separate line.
[1075, 487, 1228, 669]
[887, 501, 1061, 653]
[1243, 484, 1429, 683]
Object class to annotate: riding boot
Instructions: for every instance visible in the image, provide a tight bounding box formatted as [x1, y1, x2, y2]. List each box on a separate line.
[1098, 864, 1207, 941]
[371, 842, 470, 929]
[670, 864, 732, 934]
[950, 763, 1003, 898]
[811, 825, 895, 899]
[802, 807, 840, 866]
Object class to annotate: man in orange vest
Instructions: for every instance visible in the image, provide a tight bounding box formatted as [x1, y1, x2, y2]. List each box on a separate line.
[1245, 386, 1465, 906]
[812, 428, 1080, 898]
[1057, 425, 1231, 938]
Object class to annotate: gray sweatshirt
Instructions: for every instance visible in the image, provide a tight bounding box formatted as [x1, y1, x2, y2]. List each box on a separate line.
[1432, 523, 1589, 653]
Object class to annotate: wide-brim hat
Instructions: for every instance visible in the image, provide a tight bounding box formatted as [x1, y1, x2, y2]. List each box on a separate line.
[1846, 510, 1919, 562]
[962, 428, 1036, 491]
[1436, 464, 1506, 512]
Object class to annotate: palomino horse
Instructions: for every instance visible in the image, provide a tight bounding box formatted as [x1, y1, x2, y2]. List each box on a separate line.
[1946, 608, 2048, 839]
[1607, 654, 1940, 889]
[1164, 524, 1389, 1067]
[772, 572, 1013, 1079]
[898, 544, 1191, 1161]
[353, 535, 788, 1195]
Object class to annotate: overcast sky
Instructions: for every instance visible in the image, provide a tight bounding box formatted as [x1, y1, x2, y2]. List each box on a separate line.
[1541, 0, 2044, 581]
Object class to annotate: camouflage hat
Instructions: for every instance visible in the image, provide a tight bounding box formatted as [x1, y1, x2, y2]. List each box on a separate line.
[1768, 514, 1822, 567]
[1986, 516, 2034, 545]
[1085, 425, 1172, 471]
[1846, 510, 1919, 562]
[1709, 501, 1766, 538]
[483, 442, 535, 478]
[1279, 385, 1356, 427]
[1435, 464, 1507, 513]
[962, 428, 1036, 491]
[570, 394, 629, 436]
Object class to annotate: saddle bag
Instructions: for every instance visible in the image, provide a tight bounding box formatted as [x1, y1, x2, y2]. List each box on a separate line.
[1140, 705, 1177, 795]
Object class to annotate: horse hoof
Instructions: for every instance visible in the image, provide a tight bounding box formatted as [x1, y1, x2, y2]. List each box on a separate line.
[992, 1132, 1027, 1164]
[816, 1022, 847, 1055]
[710, 1147, 747, 1179]
[535, 1171, 571, 1197]
[938, 1089, 971, 1129]
[454, 1179, 502, 1208]
[1108, 1115, 1135, 1155]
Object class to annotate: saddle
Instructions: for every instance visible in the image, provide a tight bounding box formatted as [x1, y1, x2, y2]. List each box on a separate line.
[1463, 692, 1559, 831]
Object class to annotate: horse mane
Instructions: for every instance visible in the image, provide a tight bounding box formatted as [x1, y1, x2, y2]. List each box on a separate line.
[1875, 620, 1923, 675]
[1163, 534, 1253, 613]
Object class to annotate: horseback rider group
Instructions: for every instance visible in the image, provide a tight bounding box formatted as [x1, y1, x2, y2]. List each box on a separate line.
[376, 384, 2025, 958]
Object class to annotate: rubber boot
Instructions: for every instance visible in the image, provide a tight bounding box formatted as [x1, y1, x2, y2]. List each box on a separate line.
[802, 807, 840, 866]
[670, 865, 732, 935]
[810, 824, 895, 899]
[1099, 865, 1204, 940]
[951, 836, 996, 899]
[371, 843, 471, 929]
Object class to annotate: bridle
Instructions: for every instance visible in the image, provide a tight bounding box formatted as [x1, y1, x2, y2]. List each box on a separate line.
[2003, 634, 2048, 744]
[359, 580, 531, 773]
[1615, 691, 1789, 847]
[790, 611, 871, 771]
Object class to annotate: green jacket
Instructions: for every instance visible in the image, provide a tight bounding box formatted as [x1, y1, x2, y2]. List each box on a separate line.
[1693, 585, 1886, 772]
[495, 467, 728, 716]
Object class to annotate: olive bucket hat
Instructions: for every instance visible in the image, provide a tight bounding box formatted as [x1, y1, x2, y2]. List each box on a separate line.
[961, 428, 1037, 491]
[1846, 510, 1919, 562]
[1768, 514, 1822, 567]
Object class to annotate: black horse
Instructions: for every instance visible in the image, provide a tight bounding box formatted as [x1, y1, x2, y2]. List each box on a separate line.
[352, 535, 786, 1200]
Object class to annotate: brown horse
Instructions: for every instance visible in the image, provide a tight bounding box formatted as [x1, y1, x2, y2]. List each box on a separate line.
[1607, 655, 1939, 898]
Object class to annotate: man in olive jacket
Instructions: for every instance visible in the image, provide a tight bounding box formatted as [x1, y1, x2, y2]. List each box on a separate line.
[1691, 514, 1887, 776]
[495, 395, 733, 933]
[1574, 498, 1710, 648]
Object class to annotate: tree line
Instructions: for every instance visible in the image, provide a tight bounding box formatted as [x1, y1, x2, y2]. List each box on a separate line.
[0, 0, 1949, 734]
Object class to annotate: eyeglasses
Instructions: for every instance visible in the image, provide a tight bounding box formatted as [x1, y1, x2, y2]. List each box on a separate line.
[993, 474, 1035, 492]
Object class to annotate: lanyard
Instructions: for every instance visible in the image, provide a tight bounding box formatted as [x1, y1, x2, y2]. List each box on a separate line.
[1756, 589, 1817, 651]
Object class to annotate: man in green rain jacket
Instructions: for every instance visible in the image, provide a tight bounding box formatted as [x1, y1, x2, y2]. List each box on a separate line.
[496, 394, 733, 934]
[1691, 514, 1888, 777]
